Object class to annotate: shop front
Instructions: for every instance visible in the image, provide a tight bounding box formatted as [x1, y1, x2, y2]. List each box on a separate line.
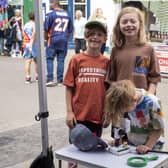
[20, 0, 118, 49]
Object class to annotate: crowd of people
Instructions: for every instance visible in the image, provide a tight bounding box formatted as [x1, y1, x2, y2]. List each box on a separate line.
[1, 1, 165, 166]
[0, 5, 23, 58]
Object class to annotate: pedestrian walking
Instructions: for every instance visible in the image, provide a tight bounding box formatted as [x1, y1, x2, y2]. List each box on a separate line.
[9, 9, 23, 58]
[23, 12, 38, 84]
[4, 4, 15, 56]
[0, 29, 5, 56]
[44, 0, 73, 87]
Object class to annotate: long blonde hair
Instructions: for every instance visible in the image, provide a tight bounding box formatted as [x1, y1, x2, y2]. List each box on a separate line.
[112, 7, 147, 48]
[104, 80, 136, 125]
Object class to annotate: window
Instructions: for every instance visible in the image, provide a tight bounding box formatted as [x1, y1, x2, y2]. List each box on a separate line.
[74, 0, 87, 17]
[59, 0, 68, 10]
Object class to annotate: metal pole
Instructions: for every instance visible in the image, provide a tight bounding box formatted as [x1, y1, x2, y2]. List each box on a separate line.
[33, 0, 49, 156]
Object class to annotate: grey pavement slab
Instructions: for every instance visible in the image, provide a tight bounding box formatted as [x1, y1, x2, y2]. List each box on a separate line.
[0, 118, 68, 168]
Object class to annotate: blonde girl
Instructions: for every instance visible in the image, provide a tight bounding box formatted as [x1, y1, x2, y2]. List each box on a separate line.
[105, 7, 161, 95]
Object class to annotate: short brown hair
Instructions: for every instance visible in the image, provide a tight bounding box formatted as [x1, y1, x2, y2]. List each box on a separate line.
[28, 12, 34, 20]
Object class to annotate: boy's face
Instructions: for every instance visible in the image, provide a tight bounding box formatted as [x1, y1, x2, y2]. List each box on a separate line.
[85, 28, 106, 51]
[124, 93, 138, 113]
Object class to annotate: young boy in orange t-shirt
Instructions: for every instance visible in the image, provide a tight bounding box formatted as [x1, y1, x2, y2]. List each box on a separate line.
[64, 20, 109, 138]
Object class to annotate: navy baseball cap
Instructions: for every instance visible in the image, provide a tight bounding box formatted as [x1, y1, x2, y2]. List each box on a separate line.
[70, 124, 108, 151]
[85, 20, 107, 35]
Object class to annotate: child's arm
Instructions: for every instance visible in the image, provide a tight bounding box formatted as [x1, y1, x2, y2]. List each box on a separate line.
[29, 22, 36, 53]
[148, 83, 157, 95]
[136, 129, 162, 154]
[65, 86, 77, 128]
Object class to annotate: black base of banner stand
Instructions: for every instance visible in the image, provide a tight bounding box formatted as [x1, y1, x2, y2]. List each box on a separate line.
[30, 147, 55, 168]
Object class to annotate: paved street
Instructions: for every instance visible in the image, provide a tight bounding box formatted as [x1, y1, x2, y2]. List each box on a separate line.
[0, 50, 168, 168]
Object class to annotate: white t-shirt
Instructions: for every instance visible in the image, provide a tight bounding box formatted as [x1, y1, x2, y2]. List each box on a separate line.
[74, 17, 87, 39]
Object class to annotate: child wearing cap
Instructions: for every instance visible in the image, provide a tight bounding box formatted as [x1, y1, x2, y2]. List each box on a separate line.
[64, 20, 109, 134]
[64, 20, 109, 167]
[104, 80, 164, 154]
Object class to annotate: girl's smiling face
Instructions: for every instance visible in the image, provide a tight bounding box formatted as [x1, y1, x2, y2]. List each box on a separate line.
[119, 13, 140, 39]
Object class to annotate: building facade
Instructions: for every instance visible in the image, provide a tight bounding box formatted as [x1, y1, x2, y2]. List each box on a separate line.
[7, 0, 121, 49]
[42, 0, 120, 49]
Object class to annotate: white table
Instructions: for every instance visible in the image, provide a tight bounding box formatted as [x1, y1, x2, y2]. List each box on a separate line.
[55, 145, 168, 168]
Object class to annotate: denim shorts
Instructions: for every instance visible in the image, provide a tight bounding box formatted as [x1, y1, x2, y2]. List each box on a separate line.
[23, 42, 37, 58]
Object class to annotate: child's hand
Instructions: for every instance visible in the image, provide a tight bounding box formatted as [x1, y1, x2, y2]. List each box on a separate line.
[29, 47, 32, 54]
[107, 137, 115, 146]
[103, 119, 111, 128]
[66, 111, 77, 128]
[136, 145, 151, 154]
[103, 119, 110, 128]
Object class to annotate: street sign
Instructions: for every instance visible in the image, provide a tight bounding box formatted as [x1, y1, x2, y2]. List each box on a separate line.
[155, 45, 168, 77]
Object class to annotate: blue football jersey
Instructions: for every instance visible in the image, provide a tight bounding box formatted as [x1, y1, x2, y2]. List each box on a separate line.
[44, 9, 73, 50]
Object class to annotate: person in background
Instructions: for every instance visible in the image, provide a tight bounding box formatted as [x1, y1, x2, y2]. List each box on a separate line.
[44, 0, 73, 87]
[104, 80, 164, 154]
[23, 12, 38, 84]
[105, 7, 161, 95]
[9, 9, 23, 58]
[88, 8, 108, 54]
[73, 10, 87, 54]
[64, 20, 109, 168]
[4, 4, 15, 56]
[0, 29, 5, 56]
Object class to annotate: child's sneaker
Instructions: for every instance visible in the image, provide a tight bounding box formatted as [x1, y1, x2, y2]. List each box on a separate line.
[25, 76, 31, 84]
[35, 76, 38, 82]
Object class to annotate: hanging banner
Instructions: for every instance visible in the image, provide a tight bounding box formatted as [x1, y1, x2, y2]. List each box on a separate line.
[155, 45, 168, 76]
[8, 0, 23, 6]
[23, 0, 34, 23]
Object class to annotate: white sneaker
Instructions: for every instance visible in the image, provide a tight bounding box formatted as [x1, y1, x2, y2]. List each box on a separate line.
[46, 81, 56, 87]
[11, 53, 16, 58]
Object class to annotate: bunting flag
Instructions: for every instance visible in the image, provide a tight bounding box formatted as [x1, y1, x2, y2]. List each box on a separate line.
[0, 0, 7, 8]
